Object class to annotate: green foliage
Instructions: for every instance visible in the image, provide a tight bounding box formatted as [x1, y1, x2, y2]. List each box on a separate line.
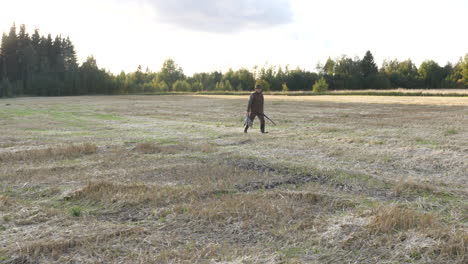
[368, 73, 392, 89]
[0, 24, 467, 98]
[191, 81, 203, 92]
[361, 50, 378, 77]
[462, 54, 468, 86]
[172, 80, 191, 92]
[418, 60, 444, 88]
[444, 128, 458, 136]
[382, 59, 419, 88]
[255, 79, 270, 91]
[214, 80, 234, 91]
[158, 59, 185, 91]
[323, 57, 335, 75]
[70, 206, 82, 217]
[312, 77, 329, 93]
[0, 79, 13, 97]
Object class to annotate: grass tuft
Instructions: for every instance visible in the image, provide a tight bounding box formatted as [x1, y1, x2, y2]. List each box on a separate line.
[135, 142, 216, 154]
[0, 195, 14, 210]
[69, 206, 82, 217]
[368, 205, 437, 234]
[0, 143, 97, 162]
[70, 181, 199, 207]
[393, 179, 435, 196]
[444, 128, 459, 136]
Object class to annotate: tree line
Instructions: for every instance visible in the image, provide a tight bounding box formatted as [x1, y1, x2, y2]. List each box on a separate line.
[1, 24, 467, 97]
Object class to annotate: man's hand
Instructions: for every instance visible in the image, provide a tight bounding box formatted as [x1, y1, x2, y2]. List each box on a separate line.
[246, 111, 250, 116]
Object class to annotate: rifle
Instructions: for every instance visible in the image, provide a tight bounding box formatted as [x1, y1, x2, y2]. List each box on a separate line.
[261, 113, 277, 126]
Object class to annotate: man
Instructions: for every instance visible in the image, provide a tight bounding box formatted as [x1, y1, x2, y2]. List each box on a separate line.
[244, 84, 267, 133]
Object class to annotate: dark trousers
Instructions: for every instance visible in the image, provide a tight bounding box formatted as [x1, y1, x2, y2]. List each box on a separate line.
[244, 112, 265, 133]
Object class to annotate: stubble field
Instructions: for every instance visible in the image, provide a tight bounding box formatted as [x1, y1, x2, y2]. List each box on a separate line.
[0, 95, 467, 263]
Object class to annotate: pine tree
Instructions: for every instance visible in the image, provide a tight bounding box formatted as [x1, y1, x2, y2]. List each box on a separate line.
[224, 80, 233, 91]
[0, 33, 7, 84]
[360, 51, 378, 77]
[323, 57, 335, 75]
[4, 23, 19, 94]
[282, 82, 289, 92]
[62, 37, 78, 95]
[17, 24, 33, 95]
[360, 51, 378, 88]
[312, 77, 329, 93]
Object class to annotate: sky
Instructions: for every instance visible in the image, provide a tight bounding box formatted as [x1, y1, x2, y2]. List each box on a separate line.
[1, 0, 467, 75]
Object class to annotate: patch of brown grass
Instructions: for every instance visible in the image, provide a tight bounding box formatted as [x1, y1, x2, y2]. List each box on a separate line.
[268, 190, 322, 203]
[185, 193, 291, 225]
[435, 230, 467, 261]
[0, 143, 97, 162]
[10, 227, 145, 258]
[368, 205, 438, 234]
[394, 179, 435, 196]
[135, 142, 216, 154]
[154, 243, 229, 263]
[69, 181, 199, 207]
[0, 195, 14, 210]
[182, 191, 350, 229]
[162, 164, 280, 191]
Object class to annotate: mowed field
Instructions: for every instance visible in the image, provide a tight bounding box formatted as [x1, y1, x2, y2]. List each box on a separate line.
[0, 95, 467, 263]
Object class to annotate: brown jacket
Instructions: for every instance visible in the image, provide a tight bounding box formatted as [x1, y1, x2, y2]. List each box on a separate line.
[247, 91, 264, 114]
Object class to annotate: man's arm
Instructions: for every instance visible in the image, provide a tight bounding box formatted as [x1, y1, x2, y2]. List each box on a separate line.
[246, 94, 253, 113]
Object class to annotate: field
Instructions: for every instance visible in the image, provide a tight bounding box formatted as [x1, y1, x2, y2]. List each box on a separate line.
[0, 95, 467, 263]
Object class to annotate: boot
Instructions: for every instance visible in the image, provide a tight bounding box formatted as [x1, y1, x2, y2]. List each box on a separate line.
[244, 125, 249, 133]
[261, 124, 268, 134]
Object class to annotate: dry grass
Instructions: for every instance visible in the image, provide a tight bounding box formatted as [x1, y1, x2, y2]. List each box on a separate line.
[0, 195, 14, 209]
[435, 230, 468, 260]
[69, 181, 200, 207]
[135, 142, 216, 154]
[0, 143, 97, 162]
[0, 95, 466, 263]
[368, 205, 438, 234]
[393, 179, 435, 196]
[153, 243, 230, 263]
[9, 227, 145, 258]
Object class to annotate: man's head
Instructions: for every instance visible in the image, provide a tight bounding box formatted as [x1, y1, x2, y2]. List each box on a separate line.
[255, 84, 262, 92]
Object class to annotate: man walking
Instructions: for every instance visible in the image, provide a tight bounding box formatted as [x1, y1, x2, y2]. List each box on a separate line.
[244, 84, 267, 133]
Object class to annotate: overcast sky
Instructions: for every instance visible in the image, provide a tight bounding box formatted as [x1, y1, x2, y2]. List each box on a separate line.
[1, 0, 467, 75]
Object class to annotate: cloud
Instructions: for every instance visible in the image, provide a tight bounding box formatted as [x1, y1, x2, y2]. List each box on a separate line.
[143, 0, 293, 33]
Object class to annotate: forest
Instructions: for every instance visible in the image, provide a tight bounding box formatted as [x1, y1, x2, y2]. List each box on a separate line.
[1, 24, 467, 97]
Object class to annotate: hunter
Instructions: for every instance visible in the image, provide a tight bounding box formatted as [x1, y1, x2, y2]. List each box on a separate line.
[244, 84, 267, 133]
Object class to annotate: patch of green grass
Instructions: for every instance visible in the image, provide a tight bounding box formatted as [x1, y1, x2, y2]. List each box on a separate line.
[444, 128, 458, 136]
[0, 225, 6, 232]
[332, 170, 389, 189]
[360, 198, 379, 208]
[279, 247, 303, 258]
[319, 127, 341, 133]
[2, 108, 39, 117]
[91, 113, 124, 120]
[414, 137, 438, 147]
[382, 155, 393, 163]
[70, 206, 83, 217]
[3, 215, 11, 222]
[409, 250, 422, 260]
